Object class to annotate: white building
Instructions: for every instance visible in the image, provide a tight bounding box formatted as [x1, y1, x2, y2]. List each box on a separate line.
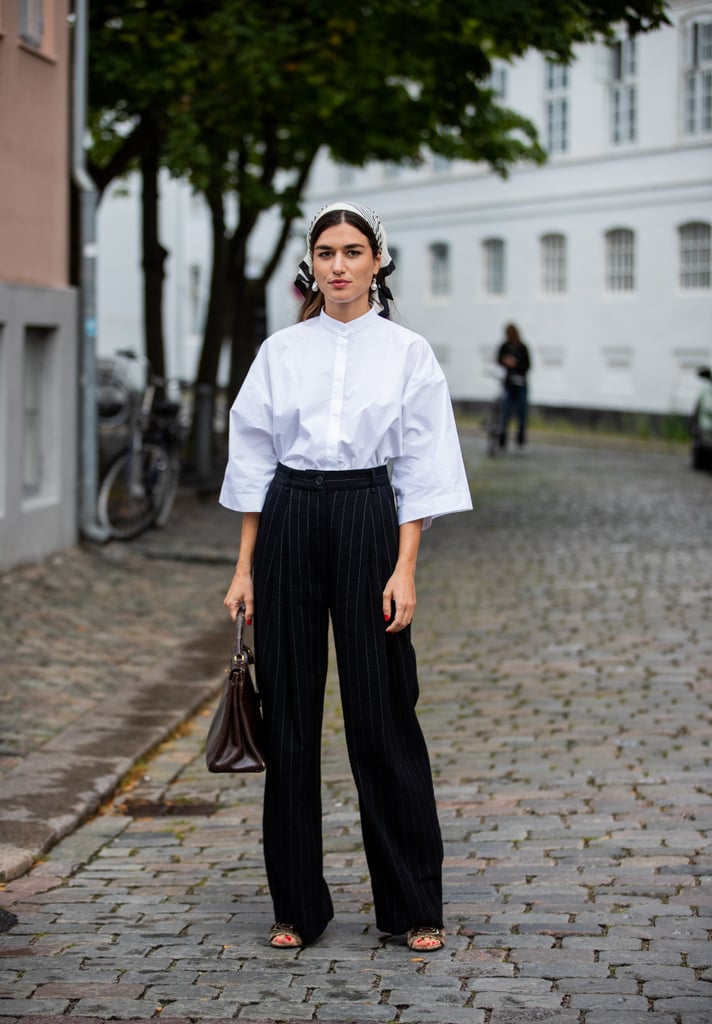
[98, 0, 712, 419]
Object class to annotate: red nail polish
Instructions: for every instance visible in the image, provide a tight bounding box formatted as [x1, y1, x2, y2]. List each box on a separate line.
[384, 614, 390, 622]
[246, 617, 252, 626]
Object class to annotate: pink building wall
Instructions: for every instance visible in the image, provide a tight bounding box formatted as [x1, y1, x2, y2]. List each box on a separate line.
[0, 0, 71, 287]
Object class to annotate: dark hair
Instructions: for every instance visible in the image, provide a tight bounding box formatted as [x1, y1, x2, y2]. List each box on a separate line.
[505, 323, 521, 343]
[297, 209, 392, 321]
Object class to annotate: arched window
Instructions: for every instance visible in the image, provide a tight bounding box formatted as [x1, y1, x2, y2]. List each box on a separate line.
[482, 238, 506, 295]
[540, 234, 567, 293]
[605, 228, 635, 291]
[679, 222, 711, 288]
[429, 242, 450, 297]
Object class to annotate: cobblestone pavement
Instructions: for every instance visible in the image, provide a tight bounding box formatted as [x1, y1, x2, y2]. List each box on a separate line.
[1, 432, 711, 1023]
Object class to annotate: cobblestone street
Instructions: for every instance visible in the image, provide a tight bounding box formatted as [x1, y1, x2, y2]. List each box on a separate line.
[1, 432, 711, 1022]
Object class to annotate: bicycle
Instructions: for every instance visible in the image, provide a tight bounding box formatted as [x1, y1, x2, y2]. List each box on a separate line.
[483, 368, 506, 457]
[97, 351, 186, 540]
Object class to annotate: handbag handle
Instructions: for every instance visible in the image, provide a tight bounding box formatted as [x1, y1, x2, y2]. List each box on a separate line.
[234, 604, 246, 650]
[231, 605, 254, 669]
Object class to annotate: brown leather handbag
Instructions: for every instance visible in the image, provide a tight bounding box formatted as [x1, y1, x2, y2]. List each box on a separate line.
[205, 607, 266, 773]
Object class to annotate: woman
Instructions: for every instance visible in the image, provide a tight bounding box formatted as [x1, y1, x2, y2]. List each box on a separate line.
[220, 201, 472, 952]
[496, 323, 531, 451]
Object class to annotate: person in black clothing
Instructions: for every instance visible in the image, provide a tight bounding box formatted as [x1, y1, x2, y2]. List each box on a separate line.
[497, 323, 531, 451]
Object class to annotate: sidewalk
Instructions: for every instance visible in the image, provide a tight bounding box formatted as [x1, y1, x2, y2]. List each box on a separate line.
[0, 494, 239, 882]
[1, 433, 711, 1022]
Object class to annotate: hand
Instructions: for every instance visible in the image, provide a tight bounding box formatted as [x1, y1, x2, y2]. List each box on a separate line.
[382, 567, 416, 633]
[223, 568, 254, 623]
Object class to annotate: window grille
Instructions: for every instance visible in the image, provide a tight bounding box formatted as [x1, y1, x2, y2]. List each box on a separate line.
[541, 234, 567, 293]
[605, 229, 635, 292]
[429, 243, 450, 297]
[679, 222, 711, 289]
[609, 38, 637, 144]
[482, 238, 506, 295]
[544, 61, 569, 154]
[683, 20, 712, 135]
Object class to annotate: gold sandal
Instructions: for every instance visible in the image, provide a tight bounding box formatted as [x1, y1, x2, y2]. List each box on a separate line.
[269, 923, 303, 949]
[406, 926, 445, 952]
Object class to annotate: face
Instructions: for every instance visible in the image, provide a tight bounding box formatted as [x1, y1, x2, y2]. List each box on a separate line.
[312, 222, 381, 321]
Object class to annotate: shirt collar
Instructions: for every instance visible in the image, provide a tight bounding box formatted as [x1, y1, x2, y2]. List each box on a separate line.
[318, 307, 379, 335]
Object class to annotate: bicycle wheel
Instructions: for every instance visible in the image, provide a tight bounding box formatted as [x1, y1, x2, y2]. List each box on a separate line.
[97, 444, 173, 540]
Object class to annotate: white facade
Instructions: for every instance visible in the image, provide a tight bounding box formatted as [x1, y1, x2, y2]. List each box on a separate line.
[97, 175, 212, 382]
[98, 0, 712, 417]
[269, 0, 712, 417]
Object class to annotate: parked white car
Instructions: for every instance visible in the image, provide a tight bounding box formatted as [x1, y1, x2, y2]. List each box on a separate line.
[691, 367, 712, 471]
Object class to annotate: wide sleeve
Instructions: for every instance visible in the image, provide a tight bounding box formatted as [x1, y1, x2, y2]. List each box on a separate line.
[390, 338, 473, 529]
[218, 344, 278, 512]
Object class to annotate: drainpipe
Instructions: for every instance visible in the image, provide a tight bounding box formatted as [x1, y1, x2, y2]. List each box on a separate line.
[72, 0, 109, 541]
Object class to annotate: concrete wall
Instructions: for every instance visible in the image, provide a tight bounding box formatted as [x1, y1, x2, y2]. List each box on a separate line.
[0, 284, 78, 570]
[0, 1, 78, 569]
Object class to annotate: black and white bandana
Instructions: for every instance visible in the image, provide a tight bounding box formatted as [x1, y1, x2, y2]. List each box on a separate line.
[294, 201, 395, 309]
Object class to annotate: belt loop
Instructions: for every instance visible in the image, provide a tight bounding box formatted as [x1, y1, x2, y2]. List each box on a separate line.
[369, 467, 378, 493]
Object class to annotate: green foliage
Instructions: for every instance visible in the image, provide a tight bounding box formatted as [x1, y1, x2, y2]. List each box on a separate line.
[87, 0, 669, 392]
[88, 0, 669, 199]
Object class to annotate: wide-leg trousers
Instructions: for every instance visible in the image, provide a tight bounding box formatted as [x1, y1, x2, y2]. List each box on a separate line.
[253, 463, 443, 944]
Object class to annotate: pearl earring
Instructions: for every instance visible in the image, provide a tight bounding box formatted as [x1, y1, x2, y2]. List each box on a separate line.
[371, 278, 378, 291]
[311, 279, 319, 292]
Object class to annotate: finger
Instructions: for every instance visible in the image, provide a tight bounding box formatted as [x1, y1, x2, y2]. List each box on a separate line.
[385, 602, 414, 633]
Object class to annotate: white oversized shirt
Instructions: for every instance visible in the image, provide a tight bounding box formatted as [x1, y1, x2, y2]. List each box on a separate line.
[219, 307, 472, 528]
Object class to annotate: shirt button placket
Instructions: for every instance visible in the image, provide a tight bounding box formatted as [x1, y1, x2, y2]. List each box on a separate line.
[326, 328, 349, 464]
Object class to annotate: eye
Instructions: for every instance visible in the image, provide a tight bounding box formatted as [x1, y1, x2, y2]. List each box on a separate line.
[316, 249, 333, 259]
[346, 248, 364, 257]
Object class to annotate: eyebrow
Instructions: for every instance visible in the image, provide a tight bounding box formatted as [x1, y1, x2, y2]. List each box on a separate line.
[315, 241, 367, 251]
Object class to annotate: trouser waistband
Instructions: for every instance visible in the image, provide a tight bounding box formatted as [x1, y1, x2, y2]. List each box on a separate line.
[274, 462, 389, 490]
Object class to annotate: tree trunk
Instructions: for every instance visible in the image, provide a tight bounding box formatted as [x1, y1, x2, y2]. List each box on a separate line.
[141, 141, 167, 381]
[187, 188, 229, 485]
[196, 189, 228, 389]
[228, 275, 265, 403]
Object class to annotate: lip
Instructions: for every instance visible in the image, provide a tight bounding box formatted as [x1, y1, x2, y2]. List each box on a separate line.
[329, 280, 350, 289]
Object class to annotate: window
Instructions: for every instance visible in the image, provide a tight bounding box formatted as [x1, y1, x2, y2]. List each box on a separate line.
[189, 264, 202, 332]
[488, 63, 507, 100]
[541, 234, 567, 293]
[19, 0, 43, 48]
[337, 164, 355, 186]
[605, 229, 635, 292]
[429, 243, 450, 297]
[544, 61, 569, 154]
[683, 19, 712, 135]
[679, 222, 711, 288]
[482, 238, 505, 295]
[387, 245, 399, 295]
[609, 38, 637, 144]
[23, 327, 52, 498]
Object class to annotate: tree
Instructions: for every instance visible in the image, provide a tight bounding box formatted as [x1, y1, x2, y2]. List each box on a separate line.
[87, 1, 200, 379]
[88, 0, 669, 425]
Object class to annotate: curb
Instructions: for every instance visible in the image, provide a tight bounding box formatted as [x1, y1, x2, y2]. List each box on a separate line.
[0, 635, 224, 883]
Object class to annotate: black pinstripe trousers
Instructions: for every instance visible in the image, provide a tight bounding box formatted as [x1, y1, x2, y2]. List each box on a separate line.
[253, 463, 443, 945]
